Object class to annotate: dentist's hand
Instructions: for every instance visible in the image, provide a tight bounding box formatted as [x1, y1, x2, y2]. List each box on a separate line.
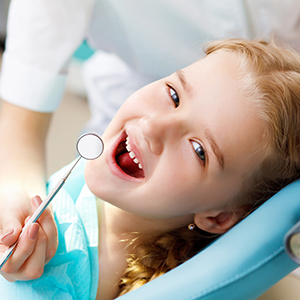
[0, 101, 55, 281]
[0, 195, 58, 282]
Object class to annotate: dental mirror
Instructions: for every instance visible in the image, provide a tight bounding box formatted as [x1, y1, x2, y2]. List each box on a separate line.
[76, 133, 104, 160]
[0, 133, 104, 269]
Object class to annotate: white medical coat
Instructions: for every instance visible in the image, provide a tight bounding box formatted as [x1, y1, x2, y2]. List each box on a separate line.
[0, 0, 299, 113]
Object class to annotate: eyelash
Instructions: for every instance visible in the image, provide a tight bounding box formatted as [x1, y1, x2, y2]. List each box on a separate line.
[167, 85, 180, 108]
[191, 141, 206, 164]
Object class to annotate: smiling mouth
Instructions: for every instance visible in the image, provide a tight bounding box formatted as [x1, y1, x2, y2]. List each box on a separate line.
[115, 134, 145, 179]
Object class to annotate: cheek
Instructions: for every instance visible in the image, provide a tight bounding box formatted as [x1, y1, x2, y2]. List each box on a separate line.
[123, 83, 164, 111]
[149, 161, 204, 211]
[152, 161, 239, 213]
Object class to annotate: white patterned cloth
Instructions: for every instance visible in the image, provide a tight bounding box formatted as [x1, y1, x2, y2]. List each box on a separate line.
[0, 159, 99, 299]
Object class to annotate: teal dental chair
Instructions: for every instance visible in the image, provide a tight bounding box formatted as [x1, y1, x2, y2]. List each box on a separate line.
[118, 180, 300, 300]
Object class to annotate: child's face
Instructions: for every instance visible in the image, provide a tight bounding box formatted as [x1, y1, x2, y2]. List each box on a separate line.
[85, 51, 267, 223]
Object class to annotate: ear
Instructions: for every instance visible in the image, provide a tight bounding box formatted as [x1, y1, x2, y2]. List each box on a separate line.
[194, 209, 246, 234]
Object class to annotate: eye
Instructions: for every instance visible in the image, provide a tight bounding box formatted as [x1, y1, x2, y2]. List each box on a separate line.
[191, 141, 206, 163]
[168, 85, 180, 107]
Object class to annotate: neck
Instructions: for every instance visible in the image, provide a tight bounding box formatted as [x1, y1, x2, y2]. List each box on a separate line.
[96, 201, 129, 299]
[96, 201, 193, 299]
[96, 201, 150, 300]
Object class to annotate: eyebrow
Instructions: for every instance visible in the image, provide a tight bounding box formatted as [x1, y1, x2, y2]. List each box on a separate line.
[205, 128, 225, 171]
[176, 70, 192, 94]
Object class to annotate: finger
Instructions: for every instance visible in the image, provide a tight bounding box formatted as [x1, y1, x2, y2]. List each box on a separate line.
[30, 196, 58, 261]
[0, 193, 31, 247]
[0, 228, 18, 247]
[15, 224, 47, 281]
[0, 222, 39, 276]
[1, 211, 24, 247]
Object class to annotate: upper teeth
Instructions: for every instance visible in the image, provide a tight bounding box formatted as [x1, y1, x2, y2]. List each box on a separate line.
[126, 136, 143, 169]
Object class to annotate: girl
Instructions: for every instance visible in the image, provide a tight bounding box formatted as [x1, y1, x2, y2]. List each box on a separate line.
[1, 39, 300, 299]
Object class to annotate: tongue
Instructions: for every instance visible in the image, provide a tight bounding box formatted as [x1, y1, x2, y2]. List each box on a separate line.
[117, 152, 144, 178]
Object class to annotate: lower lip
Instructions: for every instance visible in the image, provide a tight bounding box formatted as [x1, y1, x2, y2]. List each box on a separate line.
[106, 131, 144, 182]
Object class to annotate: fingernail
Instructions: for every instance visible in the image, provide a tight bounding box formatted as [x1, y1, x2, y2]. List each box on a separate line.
[28, 223, 39, 241]
[32, 196, 42, 208]
[1, 229, 15, 243]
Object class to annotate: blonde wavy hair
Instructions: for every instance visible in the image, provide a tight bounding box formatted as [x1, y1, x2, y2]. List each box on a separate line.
[118, 39, 300, 296]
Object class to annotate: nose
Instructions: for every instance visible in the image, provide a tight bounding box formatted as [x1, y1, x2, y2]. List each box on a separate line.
[139, 113, 184, 155]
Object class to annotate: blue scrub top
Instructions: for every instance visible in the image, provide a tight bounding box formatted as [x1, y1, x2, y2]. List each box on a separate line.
[0, 159, 99, 300]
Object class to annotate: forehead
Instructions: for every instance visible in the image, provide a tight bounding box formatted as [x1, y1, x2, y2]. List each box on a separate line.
[185, 50, 244, 80]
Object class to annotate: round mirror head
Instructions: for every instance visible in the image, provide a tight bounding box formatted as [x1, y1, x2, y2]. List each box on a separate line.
[76, 133, 104, 160]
